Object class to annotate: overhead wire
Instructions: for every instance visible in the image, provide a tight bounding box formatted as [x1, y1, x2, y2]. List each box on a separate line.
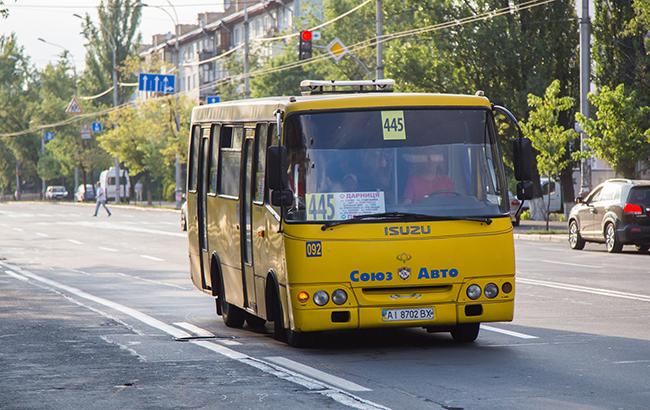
[1, 0, 558, 138]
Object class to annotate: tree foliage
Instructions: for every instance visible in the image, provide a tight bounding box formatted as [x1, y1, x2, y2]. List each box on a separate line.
[78, 0, 142, 106]
[576, 84, 650, 178]
[593, 0, 649, 105]
[521, 80, 578, 181]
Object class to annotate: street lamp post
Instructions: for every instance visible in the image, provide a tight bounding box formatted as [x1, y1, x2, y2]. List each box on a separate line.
[37, 37, 80, 197]
[139, 1, 184, 209]
[74, 13, 122, 203]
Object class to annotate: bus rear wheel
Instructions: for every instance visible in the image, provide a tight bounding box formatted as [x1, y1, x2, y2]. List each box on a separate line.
[450, 323, 480, 343]
[218, 275, 246, 328]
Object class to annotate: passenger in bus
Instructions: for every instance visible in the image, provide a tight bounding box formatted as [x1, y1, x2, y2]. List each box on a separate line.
[403, 152, 455, 204]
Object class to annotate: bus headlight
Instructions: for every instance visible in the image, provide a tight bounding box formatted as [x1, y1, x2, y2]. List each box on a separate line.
[331, 289, 348, 305]
[313, 290, 329, 306]
[466, 284, 482, 300]
[484, 283, 499, 299]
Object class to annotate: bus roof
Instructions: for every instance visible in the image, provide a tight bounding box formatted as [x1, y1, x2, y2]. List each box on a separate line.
[190, 92, 491, 124]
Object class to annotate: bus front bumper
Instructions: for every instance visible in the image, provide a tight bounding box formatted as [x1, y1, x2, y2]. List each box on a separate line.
[291, 300, 514, 333]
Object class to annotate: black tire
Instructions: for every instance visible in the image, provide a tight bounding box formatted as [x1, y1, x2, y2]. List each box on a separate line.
[286, 329, 311, 348]
[245, 314, 266, 329]
[568, 220, 586, 250]
[450, 323, 480, 343]
[605, 223, 623, 253]
[268, 285, 286, 342]
[218, 274, 245, 328]
[635, 244, 649, 253]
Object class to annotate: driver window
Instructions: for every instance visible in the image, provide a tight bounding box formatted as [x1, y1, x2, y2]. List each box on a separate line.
[588, 187, 603, 203]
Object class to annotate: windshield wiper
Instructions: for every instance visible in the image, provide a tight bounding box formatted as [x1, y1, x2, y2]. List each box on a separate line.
[321, 212, 492, 230]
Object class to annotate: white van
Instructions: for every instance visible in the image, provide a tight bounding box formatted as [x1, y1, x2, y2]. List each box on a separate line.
[99, 167, 130, 202]
[540, 177, 561, 212]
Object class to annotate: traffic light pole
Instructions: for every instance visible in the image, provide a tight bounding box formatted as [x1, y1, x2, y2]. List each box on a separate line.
[375, 0, 383, 80]
[579, 0, 591, 193]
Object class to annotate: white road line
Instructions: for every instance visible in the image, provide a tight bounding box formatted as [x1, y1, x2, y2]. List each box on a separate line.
[12, 227, 23, 232]
[265, 356, 372, 392]
[219, 339, 242, 346]
[481, 325, 538, 339]
[518, 277, 650, 302]
[67, 239, 83, 245]
[36, 232, 49, 238]
[0, 261, 386, 410]
[140, 255, 165, 262]
[613, 360, 650, 364]
[0, 262, 190, 339]
[98, 246, 118, 252]
[4, 270, 29, 282]
[539, 259, 602, 269]
[173, 322, 215, 337]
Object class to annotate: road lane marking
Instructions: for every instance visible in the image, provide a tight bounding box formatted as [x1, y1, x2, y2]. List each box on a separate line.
[538, 259, 602, 269]
[613, 360, 650, 364]
[218, 339, 242, 346]
[4, 270, 29, 281]
[0, 261, 385, 410]
[481, 325, 538, 339]
[59, 221, 185, 238]
[67, 239, 83, 245]
[98, 246, 118, 252]
[264, 356, 372, 392]
[12, 227, 23, 232]
[173, 322, 215, 337]
[0, 262, 191, 339]
[140, 255, 165, 262]
[35, 232, 49, 238]
[518, 277, 650, 302]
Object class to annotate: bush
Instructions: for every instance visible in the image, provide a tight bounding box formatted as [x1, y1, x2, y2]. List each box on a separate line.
[520, 209, 531, 220]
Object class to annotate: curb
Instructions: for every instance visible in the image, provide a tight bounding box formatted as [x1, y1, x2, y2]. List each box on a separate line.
[513, 233, 567, 243]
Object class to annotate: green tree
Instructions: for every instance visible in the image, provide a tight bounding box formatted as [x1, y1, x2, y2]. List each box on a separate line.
[78, 0, 142, 106]
[0, 34, 38, 197]
[593, 0, 649, 105]
[521, 80, 578, 228]
[576, 84, 650, 178]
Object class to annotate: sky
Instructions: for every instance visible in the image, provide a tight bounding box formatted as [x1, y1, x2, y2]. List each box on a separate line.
[1, 1, 227, 71]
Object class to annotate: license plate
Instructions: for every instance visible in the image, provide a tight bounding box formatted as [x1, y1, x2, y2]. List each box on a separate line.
[381, 307, 434, 322]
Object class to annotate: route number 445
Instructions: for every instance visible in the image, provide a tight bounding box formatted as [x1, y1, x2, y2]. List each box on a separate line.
[381, 111, 406, 140]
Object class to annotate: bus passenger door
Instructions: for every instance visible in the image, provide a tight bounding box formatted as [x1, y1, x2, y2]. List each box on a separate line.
[240, 133, 256, 309]
[187, 126, 203, 290]
[198, 134, 212, 289]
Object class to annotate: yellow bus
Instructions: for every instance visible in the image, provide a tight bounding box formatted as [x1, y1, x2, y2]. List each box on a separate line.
[186, 80, 536, 346]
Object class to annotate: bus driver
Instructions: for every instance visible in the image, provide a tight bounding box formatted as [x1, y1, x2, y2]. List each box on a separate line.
[403, 151, 455, 204]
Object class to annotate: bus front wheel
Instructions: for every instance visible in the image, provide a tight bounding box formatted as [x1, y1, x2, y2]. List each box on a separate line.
[450, 323, 480, 343]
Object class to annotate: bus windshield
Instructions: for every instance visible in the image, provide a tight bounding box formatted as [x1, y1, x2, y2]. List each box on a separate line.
[284, 108, 508, 223]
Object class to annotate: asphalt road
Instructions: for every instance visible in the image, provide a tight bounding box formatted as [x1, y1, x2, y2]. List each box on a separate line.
[1, 202, 648, 410]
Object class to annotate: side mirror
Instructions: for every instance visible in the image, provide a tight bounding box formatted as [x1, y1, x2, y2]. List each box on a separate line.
[516, 180, 535, 200]
[512, 137, 537, 181]
[266, 145, 288, 191]
[271, 189, 293, 207]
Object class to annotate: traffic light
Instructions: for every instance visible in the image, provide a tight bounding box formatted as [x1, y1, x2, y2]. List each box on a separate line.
[299, 30, 312, 60]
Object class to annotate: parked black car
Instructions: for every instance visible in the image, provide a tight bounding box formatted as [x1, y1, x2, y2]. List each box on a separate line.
[568, 179, 650, 253]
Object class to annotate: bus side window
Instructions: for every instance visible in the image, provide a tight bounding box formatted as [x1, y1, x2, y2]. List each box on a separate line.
[253, 123, 269, 203]
[188, 125, 201, 192]
[208, 124, 221, 194]
[218, 126, 242, 197]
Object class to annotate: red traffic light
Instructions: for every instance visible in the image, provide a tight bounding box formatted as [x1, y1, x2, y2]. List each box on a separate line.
[300, 30, 312, 42]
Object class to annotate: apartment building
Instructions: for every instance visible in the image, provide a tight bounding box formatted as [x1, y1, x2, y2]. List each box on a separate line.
[139, 0, 311, 102]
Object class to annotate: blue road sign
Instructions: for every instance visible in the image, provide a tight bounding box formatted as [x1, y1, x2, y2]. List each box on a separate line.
[44, 131, 55, 142]
[92, 121, 102, 133]
[206, 95, 221, 104]
[138, 73, 175, 94]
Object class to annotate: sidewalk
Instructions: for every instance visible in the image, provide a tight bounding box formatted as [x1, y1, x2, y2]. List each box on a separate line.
[513, 219, 567, 243]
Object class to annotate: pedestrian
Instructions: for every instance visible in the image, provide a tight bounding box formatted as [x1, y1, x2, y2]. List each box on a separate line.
[93, 182, 111, 217]
[134, 180, 143, 203]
